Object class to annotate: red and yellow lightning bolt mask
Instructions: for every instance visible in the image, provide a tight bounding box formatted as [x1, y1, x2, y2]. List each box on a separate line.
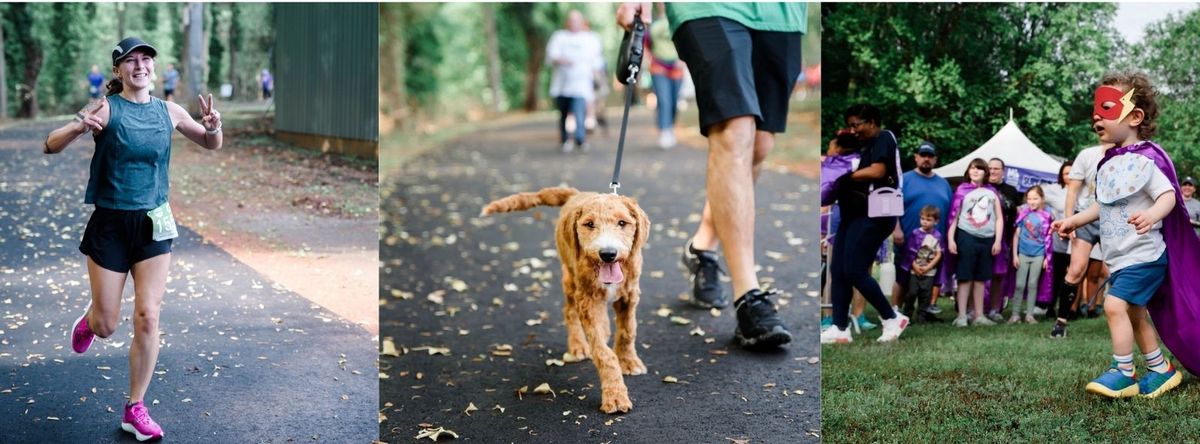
[1094, 86, 1136, 122]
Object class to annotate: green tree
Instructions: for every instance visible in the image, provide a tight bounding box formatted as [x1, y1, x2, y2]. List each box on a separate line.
[823, 3, 1121, 166]
[1137, 9, 1200, 178]
[207, 3, 225, 90]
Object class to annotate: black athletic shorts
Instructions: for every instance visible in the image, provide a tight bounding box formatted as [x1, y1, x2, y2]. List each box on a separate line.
[954, 230, 995, 282]
[672, 17, 802, 137]
[79, 206, 172, 273]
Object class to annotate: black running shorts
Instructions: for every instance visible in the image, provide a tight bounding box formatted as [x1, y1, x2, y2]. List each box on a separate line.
[672, 17, 802, 137]
[79, 207, 172, 273]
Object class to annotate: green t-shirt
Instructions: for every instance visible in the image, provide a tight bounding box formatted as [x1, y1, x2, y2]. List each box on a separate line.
[665, 3, 807, 36]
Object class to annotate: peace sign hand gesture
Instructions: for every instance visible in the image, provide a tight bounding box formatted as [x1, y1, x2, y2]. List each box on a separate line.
[198, 94, 222, 132]
[76, 97, 107, 134]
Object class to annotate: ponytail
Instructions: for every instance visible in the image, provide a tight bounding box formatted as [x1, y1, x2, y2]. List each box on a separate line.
[105, 77, 123, 96]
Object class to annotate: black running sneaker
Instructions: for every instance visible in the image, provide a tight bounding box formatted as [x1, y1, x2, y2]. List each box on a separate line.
[1050, 320, 1067, 339]
[733, 289, 792, 349]
[681, 242, 730, 309]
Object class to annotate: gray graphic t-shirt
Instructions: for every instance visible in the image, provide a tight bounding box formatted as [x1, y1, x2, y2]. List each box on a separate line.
[956, 187, 998, 238]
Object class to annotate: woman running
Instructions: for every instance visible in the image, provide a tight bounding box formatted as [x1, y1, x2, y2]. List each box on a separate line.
[43, 37, 222, 441]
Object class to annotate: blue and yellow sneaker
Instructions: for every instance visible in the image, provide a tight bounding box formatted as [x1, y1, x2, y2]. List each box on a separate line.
[1138, 364, 1183, 399]
[1085, 362, 1139, 398]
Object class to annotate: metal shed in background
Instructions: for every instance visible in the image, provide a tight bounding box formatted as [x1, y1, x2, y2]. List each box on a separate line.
[273, 3, 378, 159]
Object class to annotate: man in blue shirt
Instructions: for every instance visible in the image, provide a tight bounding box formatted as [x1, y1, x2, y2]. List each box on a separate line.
[891, 141, 952, 314]
[87, 65, 105, 99]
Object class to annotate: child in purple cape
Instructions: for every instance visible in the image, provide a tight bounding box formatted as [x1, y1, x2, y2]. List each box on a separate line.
[947, 158, 1004, 327]
[1054, 71, 1194, 399]
[1009, 185, 1053, 324]
[901, 205, 942, 321]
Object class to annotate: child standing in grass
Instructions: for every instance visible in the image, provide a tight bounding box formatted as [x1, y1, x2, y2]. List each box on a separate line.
[947, 158, 1004, 327]
[1053, 72, 1189, 398]
[1010, 186, 1052, 324]
[902, 205, 942, 321]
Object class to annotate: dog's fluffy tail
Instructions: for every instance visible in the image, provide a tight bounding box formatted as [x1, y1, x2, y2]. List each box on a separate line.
[481, 187, 579, 216]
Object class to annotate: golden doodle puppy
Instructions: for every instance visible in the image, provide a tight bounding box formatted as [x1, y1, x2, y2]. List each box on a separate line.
[482, 187, 649, 414]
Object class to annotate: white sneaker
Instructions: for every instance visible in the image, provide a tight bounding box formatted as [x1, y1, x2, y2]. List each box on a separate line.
[561, 141, 574, 153]
[658, 130, 676, 149]
[973, 316, 996, 326]
[953, 316, 969, 327]
[820, 325, 853, 344]
[877, 314, 910, 342]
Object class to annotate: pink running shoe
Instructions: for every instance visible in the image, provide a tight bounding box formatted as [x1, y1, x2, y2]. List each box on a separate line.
[121, 401, 164, 441]
[70, 302, 95, 353]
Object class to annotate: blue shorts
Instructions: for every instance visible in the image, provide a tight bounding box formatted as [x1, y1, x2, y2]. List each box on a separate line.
[1107, 252, 1168, 306]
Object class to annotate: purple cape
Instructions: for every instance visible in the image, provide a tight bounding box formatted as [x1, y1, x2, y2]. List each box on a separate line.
[946, 183, 999, 284]
[821, 153, 860, 206]
[1013, 207, 1055, 304]
[1098, 141, 1200, 375]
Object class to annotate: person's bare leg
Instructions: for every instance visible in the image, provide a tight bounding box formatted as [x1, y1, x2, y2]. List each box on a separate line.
[128, 254, 170, 404]
[972, 281, 987, 321]
[1103, 295, 1134, 356]
[957, 281, 970, 319]
[703, 116, 759, 299]
[892, 281, 906, 307]
[930, 285, 941, 306]
[85, 257, 127, 339]
[989, 277, 1005, 314]
[1129, 305, 1160, 354]
[691, 130, 772, 252]
[852, 290, 865, 318]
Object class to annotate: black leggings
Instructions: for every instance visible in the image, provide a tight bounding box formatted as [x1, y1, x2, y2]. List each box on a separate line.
[831, 215, 898, 330]
[1046, 251, 1075, 319]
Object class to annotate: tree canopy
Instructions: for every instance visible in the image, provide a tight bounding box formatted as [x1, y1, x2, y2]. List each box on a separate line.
[823, 3, 1200, 176]
[1, 3, 273, 118]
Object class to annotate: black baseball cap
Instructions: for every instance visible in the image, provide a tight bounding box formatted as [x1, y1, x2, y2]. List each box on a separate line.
[112, 37, 157, 65]
[1184, 176, 1196, 186]
[916, 141, 937, 156]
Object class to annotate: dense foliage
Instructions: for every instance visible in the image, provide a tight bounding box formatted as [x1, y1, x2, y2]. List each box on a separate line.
[1, 3, 273, 118]
[823, 3, 1199, 175]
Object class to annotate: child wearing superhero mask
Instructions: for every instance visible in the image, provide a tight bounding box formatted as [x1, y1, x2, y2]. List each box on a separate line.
[1053, 71, 1197, 399]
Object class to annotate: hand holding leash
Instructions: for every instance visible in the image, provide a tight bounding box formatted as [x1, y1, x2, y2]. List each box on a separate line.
[610, 12, 646, 195]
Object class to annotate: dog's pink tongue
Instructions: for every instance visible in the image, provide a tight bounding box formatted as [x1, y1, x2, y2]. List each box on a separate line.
[600, 262, 624, 284]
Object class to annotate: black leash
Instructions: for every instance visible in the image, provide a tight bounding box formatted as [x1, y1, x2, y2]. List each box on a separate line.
[610, 15, 645, 195]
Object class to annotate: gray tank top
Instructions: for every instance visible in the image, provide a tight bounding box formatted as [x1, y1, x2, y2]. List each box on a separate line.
[84, 94, 173, 210]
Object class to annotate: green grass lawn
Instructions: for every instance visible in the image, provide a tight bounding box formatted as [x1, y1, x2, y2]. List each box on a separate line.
[822, 299, 1200, 442]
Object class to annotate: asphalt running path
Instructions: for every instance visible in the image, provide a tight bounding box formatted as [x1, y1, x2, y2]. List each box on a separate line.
[0, 120, 376, 443]
[380, 110, 822, 443]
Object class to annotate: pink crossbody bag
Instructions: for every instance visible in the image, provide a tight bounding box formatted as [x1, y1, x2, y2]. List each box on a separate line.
[867, 131, 904, 218]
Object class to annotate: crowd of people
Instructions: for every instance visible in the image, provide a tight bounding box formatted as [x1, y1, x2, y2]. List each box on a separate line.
[820, 92, 1200, 347]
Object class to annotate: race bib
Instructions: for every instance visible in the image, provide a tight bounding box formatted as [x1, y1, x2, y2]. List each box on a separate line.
[147, 201, 179, 241]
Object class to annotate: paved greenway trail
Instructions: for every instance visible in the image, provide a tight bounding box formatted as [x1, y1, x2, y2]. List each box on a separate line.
[381, 111, 822, 443]
[0, 120, 376, 443]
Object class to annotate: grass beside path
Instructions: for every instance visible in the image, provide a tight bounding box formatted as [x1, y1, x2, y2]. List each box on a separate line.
[822, 299, 1200, 442]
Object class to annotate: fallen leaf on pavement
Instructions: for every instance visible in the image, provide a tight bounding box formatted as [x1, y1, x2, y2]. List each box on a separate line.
[532, 382, 554, 396]
[415, 426, 459, 441]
